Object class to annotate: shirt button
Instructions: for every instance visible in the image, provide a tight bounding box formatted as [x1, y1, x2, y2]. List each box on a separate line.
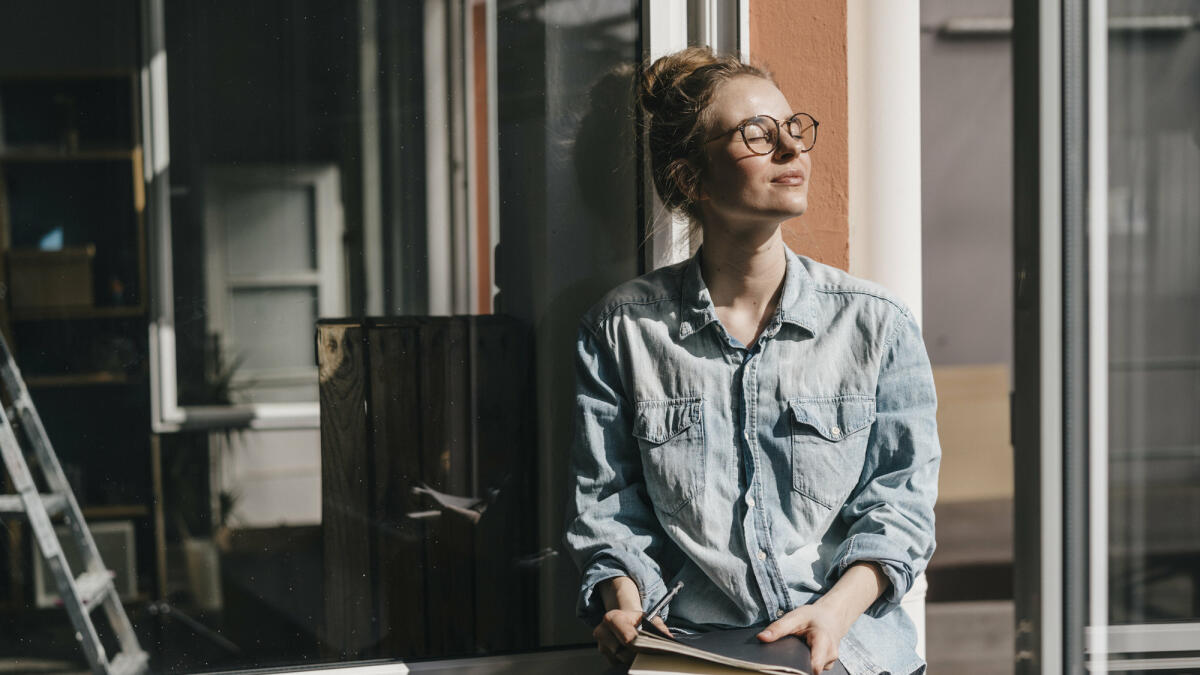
[746, 496, 756, 508]
[757, 550, 767, 561]
[776, 609, 785, 618]
[830, 425, 842, 439]
[744, 430, 752, 442]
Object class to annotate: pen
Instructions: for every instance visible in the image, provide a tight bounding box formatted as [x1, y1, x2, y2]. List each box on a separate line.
[639, 580, 684, 632]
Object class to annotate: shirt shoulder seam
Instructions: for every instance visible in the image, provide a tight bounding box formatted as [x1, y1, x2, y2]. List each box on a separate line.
[880, 304, 913, 360]
[812, 285, 908, 315]
[588, 295, 676, 333]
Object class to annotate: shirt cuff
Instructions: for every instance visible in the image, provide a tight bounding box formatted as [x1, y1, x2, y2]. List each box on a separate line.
[577, 550, 667, 625]
[825, 532, 916, 618]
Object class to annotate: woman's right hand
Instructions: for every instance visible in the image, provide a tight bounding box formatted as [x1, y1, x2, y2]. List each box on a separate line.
[594, 608, 672, 666]
[594, 576, 672, 666]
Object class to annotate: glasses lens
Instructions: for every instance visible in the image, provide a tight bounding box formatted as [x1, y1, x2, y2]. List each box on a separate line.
[741, 117, 776, 155]
[784, 114, 817, 151]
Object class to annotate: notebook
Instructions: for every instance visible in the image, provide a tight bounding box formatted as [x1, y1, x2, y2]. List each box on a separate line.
[628, 624, 849, 675]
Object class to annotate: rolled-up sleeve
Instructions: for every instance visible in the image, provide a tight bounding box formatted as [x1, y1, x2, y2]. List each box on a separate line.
[826, 309, 940, 618]
[562, 323, 675, 625]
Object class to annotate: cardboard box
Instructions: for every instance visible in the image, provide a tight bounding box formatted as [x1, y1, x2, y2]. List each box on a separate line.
[7, 245, 95, 310]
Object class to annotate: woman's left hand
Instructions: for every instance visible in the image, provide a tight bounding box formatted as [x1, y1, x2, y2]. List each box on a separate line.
[756, 562, 888, 673]
[755, 602, 852, 674]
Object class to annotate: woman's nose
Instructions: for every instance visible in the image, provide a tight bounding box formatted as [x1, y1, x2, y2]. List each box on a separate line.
[774, 132, 800, 159]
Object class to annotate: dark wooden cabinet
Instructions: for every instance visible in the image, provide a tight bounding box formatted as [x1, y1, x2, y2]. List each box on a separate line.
[318, 316, 538, 659]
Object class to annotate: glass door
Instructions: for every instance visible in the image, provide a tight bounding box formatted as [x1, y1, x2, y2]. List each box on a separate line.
[1102, 0, 1200, 670]
[1014, 1, 1200, 672]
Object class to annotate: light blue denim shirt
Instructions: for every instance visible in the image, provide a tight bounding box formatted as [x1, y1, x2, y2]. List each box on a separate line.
[562, 245, 940, 675]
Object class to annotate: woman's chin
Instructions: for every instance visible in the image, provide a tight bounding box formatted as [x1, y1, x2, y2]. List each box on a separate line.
[772, 199, 808, 219]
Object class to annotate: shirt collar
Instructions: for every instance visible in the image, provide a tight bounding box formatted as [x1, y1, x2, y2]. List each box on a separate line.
[678, 244, 818, 341]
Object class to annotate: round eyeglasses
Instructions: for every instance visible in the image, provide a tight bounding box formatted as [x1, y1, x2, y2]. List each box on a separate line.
[705, 112, 819, 155]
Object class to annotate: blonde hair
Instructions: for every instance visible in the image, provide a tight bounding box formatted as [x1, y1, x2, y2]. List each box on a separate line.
[638, 46, 773, 220]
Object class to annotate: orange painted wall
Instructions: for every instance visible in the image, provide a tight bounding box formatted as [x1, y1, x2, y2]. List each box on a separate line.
[751, 0, 848, 270]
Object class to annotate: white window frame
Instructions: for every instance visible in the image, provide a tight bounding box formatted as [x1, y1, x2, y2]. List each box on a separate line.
[141, 0, 341, 432]
[202, 164, 345, 401]
[642, 0, 749, 271]
[149, 154, 342, 431]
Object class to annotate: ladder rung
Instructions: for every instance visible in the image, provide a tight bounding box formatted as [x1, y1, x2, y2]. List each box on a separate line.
[0, 493, 68, 517]
[107, 649, 149, 675]
[73, 570, 114, 610]
[0, 331, 149, 673]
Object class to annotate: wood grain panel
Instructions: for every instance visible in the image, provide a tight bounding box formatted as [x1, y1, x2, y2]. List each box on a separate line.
[318, 322, 374, 656]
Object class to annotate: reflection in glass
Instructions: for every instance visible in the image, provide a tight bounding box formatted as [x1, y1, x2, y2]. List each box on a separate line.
[0, 0, 643, 670]
[221, 187, 317, 277]
[1107, 1, 1200, 625]
[228, 287, 317, 372]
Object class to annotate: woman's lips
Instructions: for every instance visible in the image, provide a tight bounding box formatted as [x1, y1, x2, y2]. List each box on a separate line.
[772, 172, 806, 185]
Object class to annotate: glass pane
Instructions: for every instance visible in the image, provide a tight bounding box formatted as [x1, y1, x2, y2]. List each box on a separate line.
[219, 184, 317, 277]
[228, 287, 317, 373]
[0, 0, 642, 670]
[1107, 1, 1200, 625]
[501, 0, 643, 649]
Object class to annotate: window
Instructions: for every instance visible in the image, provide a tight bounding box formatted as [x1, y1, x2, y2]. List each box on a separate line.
[0, 0, 690, 671]
[1013, 1, 1200, 671]
[203, 165, 344, 404]
[0, 1, 756, 672]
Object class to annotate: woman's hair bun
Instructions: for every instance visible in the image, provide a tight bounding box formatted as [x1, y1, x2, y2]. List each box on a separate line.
[639, 46, 720, 119]
[637, 47, 771, 218]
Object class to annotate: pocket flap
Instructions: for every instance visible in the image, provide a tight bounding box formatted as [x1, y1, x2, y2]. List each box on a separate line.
[633, 398, 702, 444]
[788, 397, 875, 441]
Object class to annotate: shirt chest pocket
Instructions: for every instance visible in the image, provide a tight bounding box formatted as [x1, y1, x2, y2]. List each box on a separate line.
[632, 397, 706, 516]
[788, 396, 876, 509]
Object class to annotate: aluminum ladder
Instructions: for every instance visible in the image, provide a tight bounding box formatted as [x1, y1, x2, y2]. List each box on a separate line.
[0, 335, 149, 675]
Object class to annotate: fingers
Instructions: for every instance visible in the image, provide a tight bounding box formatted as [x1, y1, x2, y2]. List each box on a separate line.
[607, 609, 640, 644]
[650, 615, 672, 637]
[753, 610, 839, 672]
[592, 625, 617, 665]
[593, 623, 634, 666]
[807, 631, 839, 674]
[594, 610, 641, 666]
[757, 609, 810, 643]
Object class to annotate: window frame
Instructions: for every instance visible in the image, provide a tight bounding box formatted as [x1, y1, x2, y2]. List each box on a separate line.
[138, 0, 753, 672]
[201, 164, 345, 400]
[142, 0, 324, 431]
[642, 0, 749, 270]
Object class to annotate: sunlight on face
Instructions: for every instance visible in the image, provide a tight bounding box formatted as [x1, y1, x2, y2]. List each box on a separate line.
[697, 75, 813, 232]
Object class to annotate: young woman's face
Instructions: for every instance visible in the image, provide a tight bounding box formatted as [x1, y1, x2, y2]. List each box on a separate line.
[696, 75, 812, 229]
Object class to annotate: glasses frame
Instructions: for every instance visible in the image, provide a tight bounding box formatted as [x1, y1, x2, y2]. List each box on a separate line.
[704, 112, 819, 155]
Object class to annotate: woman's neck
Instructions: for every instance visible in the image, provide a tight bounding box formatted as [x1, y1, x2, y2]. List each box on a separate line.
[698, 225, 788, 319]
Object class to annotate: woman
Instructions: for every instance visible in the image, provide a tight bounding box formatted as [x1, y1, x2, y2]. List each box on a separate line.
[563, 47, 939, 675]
